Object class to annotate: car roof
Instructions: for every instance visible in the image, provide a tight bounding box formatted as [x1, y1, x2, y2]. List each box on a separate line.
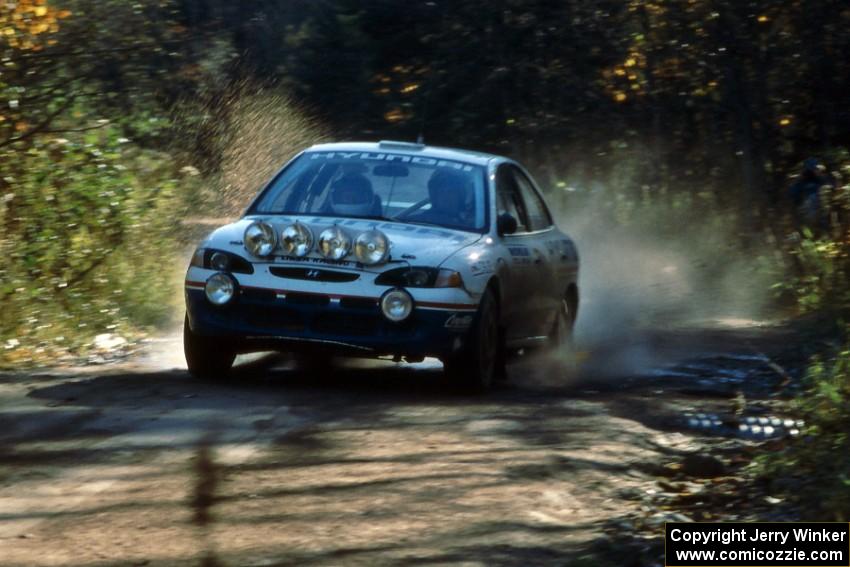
[307, 141, 506, 167]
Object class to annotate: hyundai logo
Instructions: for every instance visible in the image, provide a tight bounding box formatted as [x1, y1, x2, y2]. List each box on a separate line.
[306, 270, 321, 279]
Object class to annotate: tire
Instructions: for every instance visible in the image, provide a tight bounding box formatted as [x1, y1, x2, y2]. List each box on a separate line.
[183, 314, 236, 380]
[443, 288, 504, 392]
[546, 297, 577, 378]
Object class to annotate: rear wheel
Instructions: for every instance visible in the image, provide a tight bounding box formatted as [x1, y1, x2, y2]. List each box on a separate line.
[547, 297, 577, 377]
[183, 314, 236, 380]
[443, 288, 504, 392]
[551, 298, 575, 349]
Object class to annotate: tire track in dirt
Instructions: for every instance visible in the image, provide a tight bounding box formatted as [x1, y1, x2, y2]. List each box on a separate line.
[0, 323, 793, 566]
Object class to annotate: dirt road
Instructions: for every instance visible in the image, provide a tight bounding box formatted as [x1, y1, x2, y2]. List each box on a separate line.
[0, 323, 793, 566]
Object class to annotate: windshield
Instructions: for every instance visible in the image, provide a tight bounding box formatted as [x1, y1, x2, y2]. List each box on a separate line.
[251, 151, 489, 232]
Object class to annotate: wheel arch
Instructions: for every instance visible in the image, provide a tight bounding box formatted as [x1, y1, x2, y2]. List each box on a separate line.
[482, 275, 509, 332]
[484, 275, 502, 308]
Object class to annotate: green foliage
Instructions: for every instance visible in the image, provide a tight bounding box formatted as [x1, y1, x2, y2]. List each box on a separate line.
[772, 151, 850, 314]
[0, 125, 186, 366]
[759, 341, 850, 520]
[774, 236, 850, 312]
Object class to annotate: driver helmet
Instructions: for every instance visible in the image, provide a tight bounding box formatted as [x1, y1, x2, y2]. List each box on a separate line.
[329, 174, 375, 216]
[427, 169, 471, 215]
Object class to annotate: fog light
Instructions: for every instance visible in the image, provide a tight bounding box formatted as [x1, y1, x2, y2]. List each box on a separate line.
[244, 221, 277, 257]
[281, 222, 314, 257]
[380, 288, 413, 322]
[354, 229, 390, 265]
[205, 273, 236, 306]
[318, 226, 351, 260]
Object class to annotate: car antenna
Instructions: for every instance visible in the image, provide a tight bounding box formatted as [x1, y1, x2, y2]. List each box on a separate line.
[416, 2, 443, 147]
[416, 67, 435, 146]
[416, 89, 429, 145]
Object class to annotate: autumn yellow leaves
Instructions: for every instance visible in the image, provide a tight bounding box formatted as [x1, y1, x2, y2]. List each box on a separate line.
[1, 0, 71, 51]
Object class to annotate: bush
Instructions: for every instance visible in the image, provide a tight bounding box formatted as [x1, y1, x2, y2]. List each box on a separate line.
[0, 126, 189, 366]
[759, 340, 850, 520]
[774, 150, 850, 314]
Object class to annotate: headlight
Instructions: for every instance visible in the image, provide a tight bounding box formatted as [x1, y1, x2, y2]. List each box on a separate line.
[380, 288, 413, 322]
[281, 222, 314, 257]
[244, 221, 277, 257]
[354, 229, 390, 265]
[189, 248, 254, 274]
[318, 226, 351, 260]
[374, 267, 463, 288]
[205, 273, 236, 306]
[210, 251, 230, 271]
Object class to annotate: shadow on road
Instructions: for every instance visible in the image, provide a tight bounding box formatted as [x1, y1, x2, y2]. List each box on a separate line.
[0, 324, 794, 566]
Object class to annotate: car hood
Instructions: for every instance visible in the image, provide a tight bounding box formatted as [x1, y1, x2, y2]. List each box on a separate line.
[201, 215, 484, 269]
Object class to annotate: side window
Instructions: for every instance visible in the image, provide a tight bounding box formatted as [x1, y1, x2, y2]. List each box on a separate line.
[512, 168, 553, 231]
[495, 166, 530, 233]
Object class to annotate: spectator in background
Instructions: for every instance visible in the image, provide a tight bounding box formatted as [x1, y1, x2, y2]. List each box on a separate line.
[790, 158, 833, 234]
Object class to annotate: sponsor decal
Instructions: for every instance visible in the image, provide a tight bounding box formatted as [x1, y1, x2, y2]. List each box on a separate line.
[507, 246, 530, 257]
[508, 246, 532, 265]
[274, 255, 355, 267]
[469, 259, 494, 275]
[308, 151, 476, 172]
[444, 313, 474, 329]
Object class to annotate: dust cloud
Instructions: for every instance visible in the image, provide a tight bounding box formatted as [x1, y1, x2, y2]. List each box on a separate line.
[549, 189, 777, 382]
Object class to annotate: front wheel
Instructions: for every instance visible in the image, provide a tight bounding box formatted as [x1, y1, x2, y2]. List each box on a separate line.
[443, 288, 505, 392]
[183, 314, 236, 380]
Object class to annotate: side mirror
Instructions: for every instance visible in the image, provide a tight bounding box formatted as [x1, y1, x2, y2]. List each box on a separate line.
[497, 213, 518, 236]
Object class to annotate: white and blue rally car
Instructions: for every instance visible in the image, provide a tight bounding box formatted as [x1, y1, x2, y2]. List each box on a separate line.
[184, 141, 579, 389]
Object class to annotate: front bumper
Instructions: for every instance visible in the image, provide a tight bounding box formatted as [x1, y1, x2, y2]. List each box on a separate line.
[185, 283, 478, 359]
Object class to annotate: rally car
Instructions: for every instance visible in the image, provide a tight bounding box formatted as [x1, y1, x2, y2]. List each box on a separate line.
[184, 140, 579, 390]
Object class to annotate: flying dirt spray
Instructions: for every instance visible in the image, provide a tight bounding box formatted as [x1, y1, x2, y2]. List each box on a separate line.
[537, 182, 779, 386]
[149, 85, 330, 370]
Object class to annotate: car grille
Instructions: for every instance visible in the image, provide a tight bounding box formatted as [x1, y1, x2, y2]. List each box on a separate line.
[270, 266, 360, 283]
